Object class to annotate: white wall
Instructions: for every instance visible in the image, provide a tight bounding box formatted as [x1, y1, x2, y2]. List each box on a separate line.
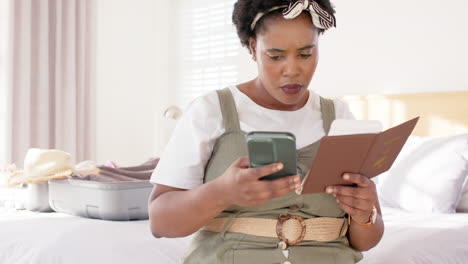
[95, 0, 172, 165]
[212, 0, 468, 97]
[312, 0, 468, 97]
[95, 0, 468, 164]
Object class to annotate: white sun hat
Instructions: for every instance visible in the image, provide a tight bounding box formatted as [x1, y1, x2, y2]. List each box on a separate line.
[5, 148, 98, 187]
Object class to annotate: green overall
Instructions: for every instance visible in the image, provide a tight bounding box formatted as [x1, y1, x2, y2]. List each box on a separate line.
[183, 88, 363, 264]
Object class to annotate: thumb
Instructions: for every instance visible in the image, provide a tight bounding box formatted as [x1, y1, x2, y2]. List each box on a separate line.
[248, 162, 284, 180]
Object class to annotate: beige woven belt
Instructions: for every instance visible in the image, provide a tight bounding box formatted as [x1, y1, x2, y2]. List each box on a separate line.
[202, 214, 348, 249]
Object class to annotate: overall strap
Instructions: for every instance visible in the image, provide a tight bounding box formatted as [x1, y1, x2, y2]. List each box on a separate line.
[216, 88, 241, 132]
[319, 97, 336, 135]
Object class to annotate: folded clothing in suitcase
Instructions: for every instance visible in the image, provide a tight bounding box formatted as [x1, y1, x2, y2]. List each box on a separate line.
[48, 158, 159, 221]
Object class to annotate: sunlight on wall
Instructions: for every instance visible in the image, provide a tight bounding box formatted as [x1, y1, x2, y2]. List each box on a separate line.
[342, 92, 468, 137]
[343, 96, 408, 130]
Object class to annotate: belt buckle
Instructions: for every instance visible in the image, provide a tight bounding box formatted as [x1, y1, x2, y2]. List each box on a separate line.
[276, 214, 306, 249]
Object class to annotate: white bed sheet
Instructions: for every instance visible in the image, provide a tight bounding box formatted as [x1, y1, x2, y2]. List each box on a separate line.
[361, 207, 468, 264]
[0, 211, 192, 264]
[1, 207, 467, 264]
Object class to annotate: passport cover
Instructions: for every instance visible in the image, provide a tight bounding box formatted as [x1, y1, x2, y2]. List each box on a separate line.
[299, 117, 419, 194]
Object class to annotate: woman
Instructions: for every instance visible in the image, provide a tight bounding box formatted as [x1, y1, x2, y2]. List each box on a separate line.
[148, 0, 384, 263]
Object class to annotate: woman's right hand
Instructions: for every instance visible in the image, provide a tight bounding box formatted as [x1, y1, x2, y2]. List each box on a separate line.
[215, 156, 301, 207]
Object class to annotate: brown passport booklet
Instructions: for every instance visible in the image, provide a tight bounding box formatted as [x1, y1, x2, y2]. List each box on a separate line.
[299, 117, 419, 194]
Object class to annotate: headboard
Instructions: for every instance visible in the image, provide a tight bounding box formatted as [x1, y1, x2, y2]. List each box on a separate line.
[340, 91, 468, 137]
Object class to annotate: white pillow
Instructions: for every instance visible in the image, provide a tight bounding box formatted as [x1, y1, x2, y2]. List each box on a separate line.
[456, 167, 468, 212]
[376, 134, 468, 213]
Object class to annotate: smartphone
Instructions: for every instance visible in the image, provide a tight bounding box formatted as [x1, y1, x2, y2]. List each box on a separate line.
[245, 131, 297, 180]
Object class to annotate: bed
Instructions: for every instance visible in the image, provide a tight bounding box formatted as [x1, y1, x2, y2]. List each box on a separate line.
[1, 91, 467, 264]
[0, 211, 192, 264]
[344, 91, 468, 263]
[1, 206, 467, 264]
[361, 207, 468, 264]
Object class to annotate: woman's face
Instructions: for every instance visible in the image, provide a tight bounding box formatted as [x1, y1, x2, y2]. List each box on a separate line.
[250, 12, 319, 110]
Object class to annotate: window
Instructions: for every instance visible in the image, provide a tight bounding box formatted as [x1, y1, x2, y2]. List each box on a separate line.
[171, 0, 256, 107]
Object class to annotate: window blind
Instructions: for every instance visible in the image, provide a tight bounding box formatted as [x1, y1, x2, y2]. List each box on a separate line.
[171, 0, 242, 107]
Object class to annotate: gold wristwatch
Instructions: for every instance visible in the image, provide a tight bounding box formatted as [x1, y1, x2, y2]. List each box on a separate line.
[350, 205, 377, 226]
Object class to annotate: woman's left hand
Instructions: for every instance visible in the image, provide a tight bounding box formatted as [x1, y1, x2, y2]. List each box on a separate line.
[326, 173, 377, 224]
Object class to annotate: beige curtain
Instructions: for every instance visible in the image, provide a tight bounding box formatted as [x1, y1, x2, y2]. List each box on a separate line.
[10, 0, 96, 164]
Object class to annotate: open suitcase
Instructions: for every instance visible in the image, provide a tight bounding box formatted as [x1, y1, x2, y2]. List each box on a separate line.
[48, 179, 153, 221]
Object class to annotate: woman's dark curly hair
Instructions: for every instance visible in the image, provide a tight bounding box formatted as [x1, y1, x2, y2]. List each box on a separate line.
[232, 0, 335, 53]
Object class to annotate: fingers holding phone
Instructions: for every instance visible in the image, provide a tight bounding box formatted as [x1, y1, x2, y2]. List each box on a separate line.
[217, 156, 300, 207]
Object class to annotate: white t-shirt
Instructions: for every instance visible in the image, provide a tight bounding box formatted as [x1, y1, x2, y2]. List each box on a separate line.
[150, 85, 355, 189]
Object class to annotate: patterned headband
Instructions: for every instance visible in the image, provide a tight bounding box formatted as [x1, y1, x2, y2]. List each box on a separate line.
[250, 0, 336, 31]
